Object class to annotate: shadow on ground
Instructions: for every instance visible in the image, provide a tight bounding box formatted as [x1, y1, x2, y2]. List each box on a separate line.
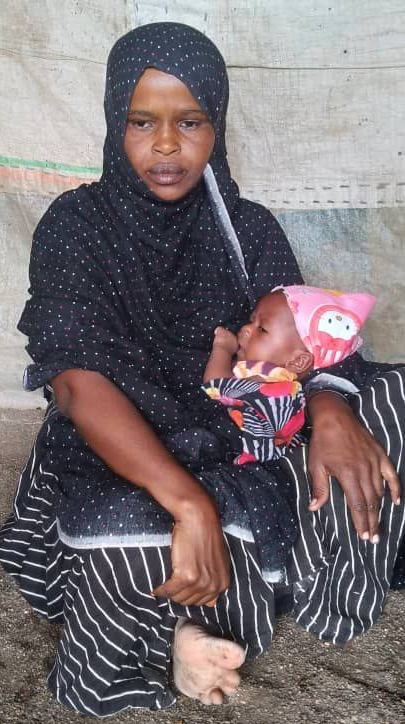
[0, 409, 404, 724]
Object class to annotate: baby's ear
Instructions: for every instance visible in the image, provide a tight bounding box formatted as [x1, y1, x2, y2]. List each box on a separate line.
[286, 350, 313, 377]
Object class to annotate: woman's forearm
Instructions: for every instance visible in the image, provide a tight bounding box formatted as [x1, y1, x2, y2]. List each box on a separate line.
[51, 369, 215, 519]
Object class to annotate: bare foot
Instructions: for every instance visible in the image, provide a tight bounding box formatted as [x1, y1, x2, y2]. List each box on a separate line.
[173, 618, 246, 705]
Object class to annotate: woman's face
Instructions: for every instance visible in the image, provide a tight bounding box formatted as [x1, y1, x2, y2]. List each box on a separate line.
[124, 68, 215, 202]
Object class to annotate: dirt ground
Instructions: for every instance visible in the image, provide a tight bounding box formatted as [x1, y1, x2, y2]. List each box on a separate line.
[1, 408, 405, 724]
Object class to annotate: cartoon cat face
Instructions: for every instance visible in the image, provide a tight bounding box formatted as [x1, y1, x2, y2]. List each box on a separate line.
[316, 309, 359, 341]
[305, 304, 363, 367]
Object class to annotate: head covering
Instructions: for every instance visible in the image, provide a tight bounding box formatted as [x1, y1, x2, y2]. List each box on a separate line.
[103, 22, 229, 185]
[275, 285, 376, 369]
[102, 22, 250, 290]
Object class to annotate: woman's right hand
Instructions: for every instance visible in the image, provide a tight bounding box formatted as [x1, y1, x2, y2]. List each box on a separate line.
[152, 498, 230, 607]
[52, 370, 230, 607]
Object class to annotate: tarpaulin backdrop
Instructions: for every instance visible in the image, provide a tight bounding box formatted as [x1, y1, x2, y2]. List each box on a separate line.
[1, 0, 404, 407]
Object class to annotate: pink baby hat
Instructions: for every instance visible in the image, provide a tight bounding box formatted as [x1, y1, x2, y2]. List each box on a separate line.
[273, 285, 377, 369]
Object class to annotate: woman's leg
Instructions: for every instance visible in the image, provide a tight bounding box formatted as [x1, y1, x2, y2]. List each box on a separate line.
[48, 545, 177, 714]
[0, 404, 278, 714]
[286, 367, 405, 644]
[43, 533, 276, 715]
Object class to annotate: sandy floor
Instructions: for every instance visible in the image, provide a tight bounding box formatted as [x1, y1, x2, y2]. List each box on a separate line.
[1, 408, 404, 724]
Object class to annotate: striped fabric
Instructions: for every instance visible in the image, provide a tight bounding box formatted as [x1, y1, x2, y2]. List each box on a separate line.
[0, 368, 404, 716]
[201, 372, 305, 464]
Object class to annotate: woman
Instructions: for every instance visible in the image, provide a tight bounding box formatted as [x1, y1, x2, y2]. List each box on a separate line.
[0, 22, 404, 716]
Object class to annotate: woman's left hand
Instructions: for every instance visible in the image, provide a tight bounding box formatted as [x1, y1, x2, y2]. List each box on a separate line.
[307, 392, 401, 542]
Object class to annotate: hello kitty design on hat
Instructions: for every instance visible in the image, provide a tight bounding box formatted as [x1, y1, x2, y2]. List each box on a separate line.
[273, 285, 377, 369]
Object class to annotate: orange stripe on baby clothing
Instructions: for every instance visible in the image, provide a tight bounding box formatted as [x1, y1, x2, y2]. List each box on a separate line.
[233, 359, 298, 383]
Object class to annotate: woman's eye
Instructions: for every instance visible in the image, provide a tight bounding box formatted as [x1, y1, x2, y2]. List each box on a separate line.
[128, 120, 153, 130]
[259, 326, 268, 333]
[179, 120, 201, 129]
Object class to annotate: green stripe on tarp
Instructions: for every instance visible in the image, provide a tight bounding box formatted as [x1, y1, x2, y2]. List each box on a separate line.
[0, 155, 101, 175]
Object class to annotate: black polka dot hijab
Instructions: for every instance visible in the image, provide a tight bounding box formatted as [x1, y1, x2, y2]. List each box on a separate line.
[102, 21, 251, 295]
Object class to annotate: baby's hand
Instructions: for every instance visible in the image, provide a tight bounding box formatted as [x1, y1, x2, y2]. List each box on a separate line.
[212, 326, 239, 355]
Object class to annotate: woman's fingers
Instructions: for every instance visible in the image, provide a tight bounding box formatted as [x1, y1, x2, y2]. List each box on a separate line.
[205, 597, 219, 608]
[358, 450, 401, 537]
[307, 396, 402, 543]
[345, 485, 379, 541]
[171, 590, 220, 607]
[308, 466, 330, 511]
[358, 461, 383, 539]
[368, 436, 400, 504]
[380, 455, 401, 505]
[308, 459, 385, 541]
[152, 570, 206, 599]
[152, 577, 200, 603]
[152, 574, 222, 606]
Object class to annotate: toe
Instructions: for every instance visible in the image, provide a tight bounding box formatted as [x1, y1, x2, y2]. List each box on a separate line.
[219, 669, 241, 694]
[220, 681, 240, 696]
[210, 639, 246, 669]
[199, 692, 214, 706]
[209, 688, 224, 705]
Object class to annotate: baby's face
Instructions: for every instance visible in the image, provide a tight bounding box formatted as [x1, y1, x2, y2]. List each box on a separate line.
[237, 291, 305, 365]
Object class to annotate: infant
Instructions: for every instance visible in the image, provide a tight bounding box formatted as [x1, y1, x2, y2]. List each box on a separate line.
[202, 285, 375, 464]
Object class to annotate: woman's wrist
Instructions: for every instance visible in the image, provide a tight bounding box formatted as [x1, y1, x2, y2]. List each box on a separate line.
[307, 390, 350, 427]
[174, 490, 218, 522]
[151, 463, 217, 520]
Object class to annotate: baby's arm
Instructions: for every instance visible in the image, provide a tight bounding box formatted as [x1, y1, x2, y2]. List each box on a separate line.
[202, 327, 239, 382]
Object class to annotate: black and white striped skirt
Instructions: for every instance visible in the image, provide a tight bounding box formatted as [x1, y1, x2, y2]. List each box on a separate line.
[1, 368, 405, 716]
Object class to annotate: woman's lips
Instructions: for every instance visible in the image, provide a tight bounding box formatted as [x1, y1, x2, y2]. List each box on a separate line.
[147, 163, 186, 185]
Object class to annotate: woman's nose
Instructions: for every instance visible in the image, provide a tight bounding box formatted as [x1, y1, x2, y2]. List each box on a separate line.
[153, 123, 180, 155]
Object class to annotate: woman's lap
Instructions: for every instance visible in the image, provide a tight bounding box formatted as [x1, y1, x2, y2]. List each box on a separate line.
[0, 507, 275, 714]
[1, 367, 405, 714]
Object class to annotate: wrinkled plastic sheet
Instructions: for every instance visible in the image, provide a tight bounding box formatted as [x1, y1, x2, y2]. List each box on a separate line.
[1, 0, 405, 406]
